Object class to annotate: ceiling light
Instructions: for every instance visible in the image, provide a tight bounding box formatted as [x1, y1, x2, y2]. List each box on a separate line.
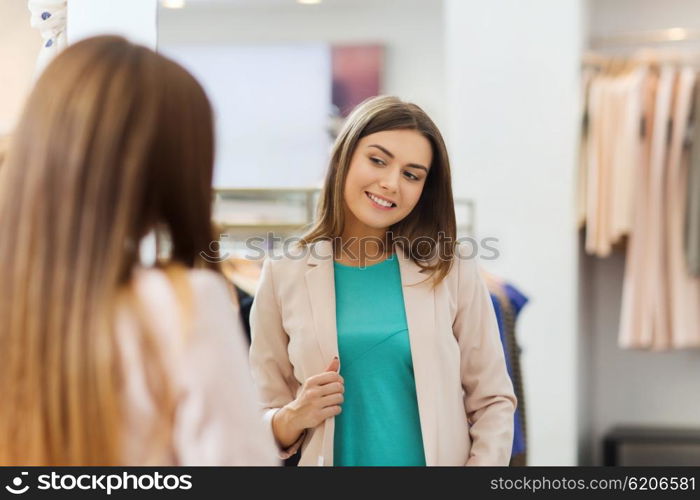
[297, 0, 322, 5]
[666, 27, 688, 41]
[162, 0, 186, 9]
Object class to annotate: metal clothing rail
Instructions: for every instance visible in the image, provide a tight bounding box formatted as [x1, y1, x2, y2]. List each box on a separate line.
[590, 27, 700, 49]
[582, 51, 700, 67]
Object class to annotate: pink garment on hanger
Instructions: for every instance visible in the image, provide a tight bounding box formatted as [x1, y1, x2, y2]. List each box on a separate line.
[585, 75, 604, 255]
[610, 69, 645, 243]
[647, 66, 676, 350]
[665, 68, 700, 348]
[586, 73, 616, 256]
[584, 68, 645, 257]
[619, 68, 660, 349]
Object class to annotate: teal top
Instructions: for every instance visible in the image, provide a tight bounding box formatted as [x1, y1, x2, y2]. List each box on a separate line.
[333, 254, 426, 466]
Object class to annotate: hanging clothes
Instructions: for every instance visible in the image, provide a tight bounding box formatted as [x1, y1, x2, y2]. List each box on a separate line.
[618, 64, 676, 350]
[584, 66, 646, 257]
[686, 82, 700, 277]
[487, 277, 528, 465]
[617, 65, 656, 349]
[584, 58, 700, 350]
[234, 284, 254, 343]
[665, 68, 700, 348]
[646, 65, 676, 351]
[584, 73, 606, 255]
[610, 69, 645, 242]
[501, 284, 529, 466]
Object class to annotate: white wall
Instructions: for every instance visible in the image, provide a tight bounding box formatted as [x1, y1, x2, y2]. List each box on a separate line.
[67, 0, 158, 48]
[0, 0, 41, 134]
[157, 0, 446, 131]
[161, 43, 332, 188]
[582, 0, 700, 465]
[445, 0, 585, 465]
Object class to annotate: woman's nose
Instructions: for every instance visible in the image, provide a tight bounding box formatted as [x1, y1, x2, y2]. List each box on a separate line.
[378, 168, 400, 192]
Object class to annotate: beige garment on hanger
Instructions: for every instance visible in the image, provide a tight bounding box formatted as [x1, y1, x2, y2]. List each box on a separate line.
[597, 75, 615, 254]
[584, 67, 645, 256]
[665, 68, 700, 348]
[610, 68, 646, 243]
[618, 71, 658, 348]
[585, 74, 603, 254]
[647, 66, 676, 350]
[618, 65, 676, 349]
[586, 73, 614, 256]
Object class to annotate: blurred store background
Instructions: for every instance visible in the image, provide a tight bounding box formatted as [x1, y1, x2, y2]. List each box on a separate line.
[1, 0, 699, 465]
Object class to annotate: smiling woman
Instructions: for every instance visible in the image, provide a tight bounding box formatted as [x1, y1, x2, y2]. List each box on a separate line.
[341, 129, 432, 258]
[303, 96, 457, 276]
[249, 95, 516, 467]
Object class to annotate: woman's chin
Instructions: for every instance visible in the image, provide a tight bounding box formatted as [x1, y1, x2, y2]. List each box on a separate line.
[354, 213, 393, 230]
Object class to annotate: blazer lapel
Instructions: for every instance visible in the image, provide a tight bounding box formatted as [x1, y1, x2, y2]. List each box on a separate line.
[398, 250, 438, 466]
[304, 239, 339, 465]
[305, 239, 339, 364]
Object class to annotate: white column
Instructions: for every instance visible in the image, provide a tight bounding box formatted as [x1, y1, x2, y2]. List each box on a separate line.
[67, 0, 158, 49]
[444, 0, 584, 465]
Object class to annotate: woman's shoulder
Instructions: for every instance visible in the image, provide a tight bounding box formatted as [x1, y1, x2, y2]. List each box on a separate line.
[119, 266, 245, 392]
[132, 266, 230, 298]
[437, 242, 481, 288]
[126, 266, 239, 345]
[118, 266, 270, 465]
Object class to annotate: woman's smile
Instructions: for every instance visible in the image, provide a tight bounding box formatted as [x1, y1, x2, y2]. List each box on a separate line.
[365, 191, 397, 210]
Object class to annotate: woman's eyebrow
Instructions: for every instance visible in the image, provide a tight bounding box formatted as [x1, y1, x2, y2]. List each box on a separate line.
[368, 144, 429, 172]
[368, 144, 394, 158]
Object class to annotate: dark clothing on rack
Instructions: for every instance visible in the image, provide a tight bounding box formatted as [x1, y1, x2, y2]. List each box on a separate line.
[234, 285, 254, 343]
[503, 284, 528, 467]
[490, 283, 528, 466]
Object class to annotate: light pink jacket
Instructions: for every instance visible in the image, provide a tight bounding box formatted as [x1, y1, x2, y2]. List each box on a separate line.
[249, 241, 516, 466]
[118, 268, 280, 465]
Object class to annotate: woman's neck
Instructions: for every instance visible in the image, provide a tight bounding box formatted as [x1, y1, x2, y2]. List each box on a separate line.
[337, 222, 392, 267]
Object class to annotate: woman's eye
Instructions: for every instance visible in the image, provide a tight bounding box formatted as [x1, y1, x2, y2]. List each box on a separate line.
[370, 157, 386, 166]
[404, 171, 419, 181]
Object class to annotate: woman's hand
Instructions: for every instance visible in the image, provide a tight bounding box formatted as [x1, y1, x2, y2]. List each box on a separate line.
[272, 357, 344, 449]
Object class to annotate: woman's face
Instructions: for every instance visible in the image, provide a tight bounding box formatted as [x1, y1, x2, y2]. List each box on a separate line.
[343, 129, 432, 235]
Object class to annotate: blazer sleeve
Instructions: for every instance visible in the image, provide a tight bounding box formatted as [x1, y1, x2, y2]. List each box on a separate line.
[249, 258, 305, 458]
[453, 253, 517, 466]
[171, 271, 280, 466]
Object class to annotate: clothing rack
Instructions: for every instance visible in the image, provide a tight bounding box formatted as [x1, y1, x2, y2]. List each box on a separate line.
[590, 27, 700, 49]
[582, 49, 700, 71]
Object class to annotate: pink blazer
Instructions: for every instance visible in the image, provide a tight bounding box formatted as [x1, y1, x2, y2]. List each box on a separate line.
[249, 240, 516, 466]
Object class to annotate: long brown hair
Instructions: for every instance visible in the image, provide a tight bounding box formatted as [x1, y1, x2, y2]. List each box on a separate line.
[302, 95, 457, 284]
[0, 135, 8, 167]
[0, 36, 217, 465]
